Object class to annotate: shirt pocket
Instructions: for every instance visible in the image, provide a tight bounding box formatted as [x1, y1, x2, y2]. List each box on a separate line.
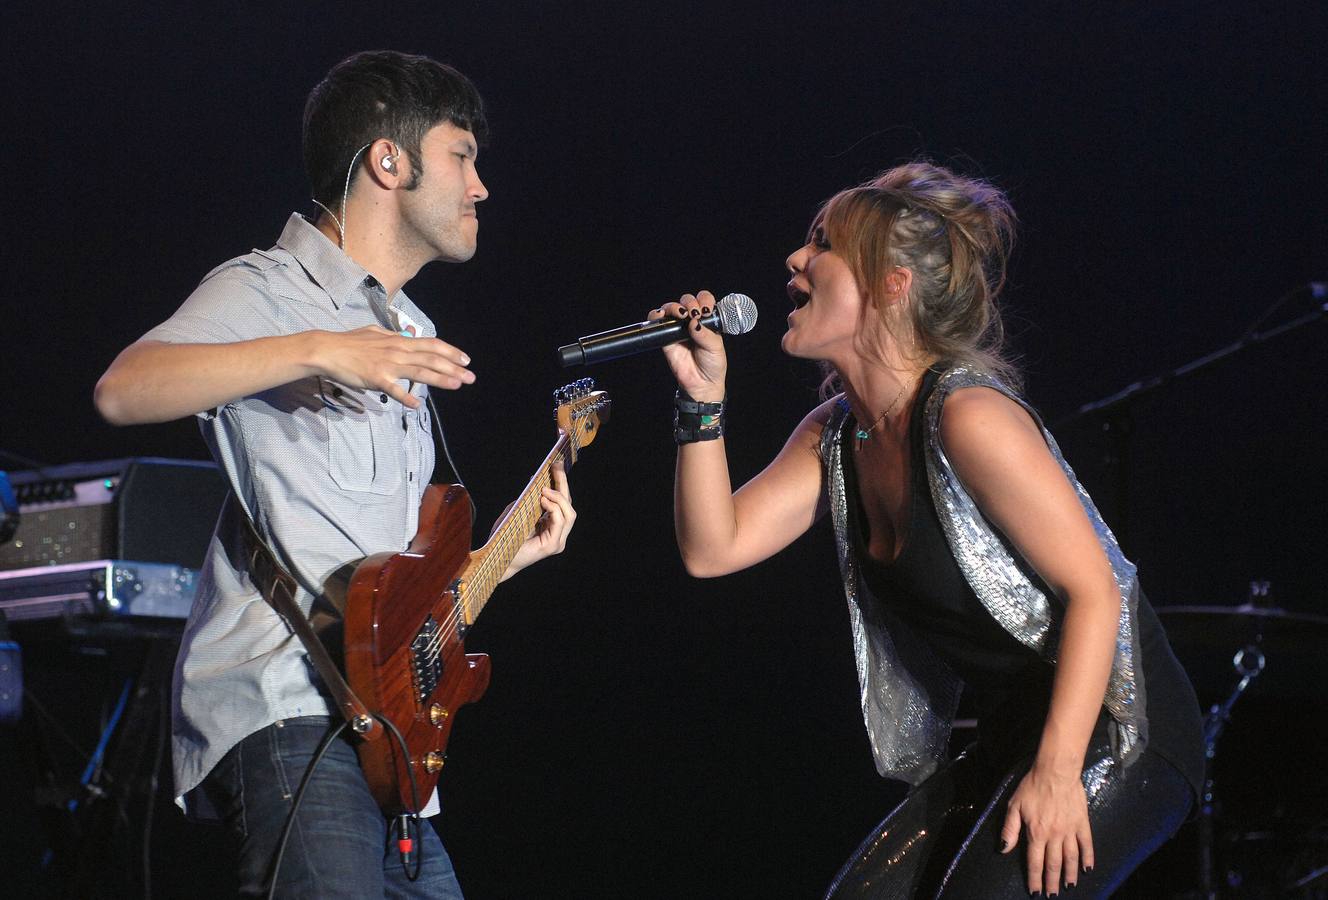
[318, 378, 404, 497]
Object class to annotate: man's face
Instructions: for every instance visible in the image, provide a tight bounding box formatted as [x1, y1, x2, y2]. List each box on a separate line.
[398, 121, 488, 263]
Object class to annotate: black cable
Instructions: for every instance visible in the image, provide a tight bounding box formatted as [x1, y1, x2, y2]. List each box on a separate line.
[264, 719, 350, 900]
[427, 392, 476, 530]
[374, 713, 424, 882]
[22, 688, 94, 758]
[141, 675, 169, 899]
[261, 714, 428, 896]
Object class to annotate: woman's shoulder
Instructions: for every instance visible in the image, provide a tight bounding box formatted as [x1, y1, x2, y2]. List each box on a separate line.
[934, 377, 1048, 486]
[801, 394, 852, 439]
[790, 395, 849, 458]
[930, 366, 1028, 423]
[932, 364, 1018, 399]
[806, 393, 848, 426]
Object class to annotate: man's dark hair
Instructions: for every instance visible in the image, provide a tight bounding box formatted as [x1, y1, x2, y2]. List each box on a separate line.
[303, 50, 488, 207]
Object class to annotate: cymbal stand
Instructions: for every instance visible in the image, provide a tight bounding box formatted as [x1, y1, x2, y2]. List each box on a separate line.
[1197, 642, 1265, 899]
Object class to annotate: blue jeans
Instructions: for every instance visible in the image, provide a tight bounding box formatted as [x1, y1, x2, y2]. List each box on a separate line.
[201, 716, 464, 899]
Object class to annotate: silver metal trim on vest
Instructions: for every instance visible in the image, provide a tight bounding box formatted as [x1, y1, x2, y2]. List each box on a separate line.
[820, 366, 1147, 785]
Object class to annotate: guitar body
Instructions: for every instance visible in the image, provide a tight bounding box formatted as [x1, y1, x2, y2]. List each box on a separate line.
[344, 482, 491, 815]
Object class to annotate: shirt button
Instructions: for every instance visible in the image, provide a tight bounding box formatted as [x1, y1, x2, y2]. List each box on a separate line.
[379, 393, 389, 403]
[332, 387, 344, 398]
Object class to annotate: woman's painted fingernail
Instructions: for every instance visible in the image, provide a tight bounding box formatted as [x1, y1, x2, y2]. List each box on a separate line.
[702, 307, 711, 315]
[691, 308, 700, 317]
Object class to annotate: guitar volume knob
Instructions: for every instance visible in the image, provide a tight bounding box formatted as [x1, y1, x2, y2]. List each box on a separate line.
[423, 752, 445, 774]
[430, 703, 450, 726]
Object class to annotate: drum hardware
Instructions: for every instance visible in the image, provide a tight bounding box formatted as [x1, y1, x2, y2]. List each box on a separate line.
[1197, 641, 1264, 899]
[1158, 582, 1328, 898]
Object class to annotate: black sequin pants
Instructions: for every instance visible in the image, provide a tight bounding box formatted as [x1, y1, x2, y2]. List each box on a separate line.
[824, 736, 1192, 899]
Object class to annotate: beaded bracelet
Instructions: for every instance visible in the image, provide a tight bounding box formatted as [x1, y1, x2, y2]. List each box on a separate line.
[674, 389, 725, 444]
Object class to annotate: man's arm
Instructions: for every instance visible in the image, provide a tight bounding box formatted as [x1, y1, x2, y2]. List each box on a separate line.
[95, 327, 476, 425]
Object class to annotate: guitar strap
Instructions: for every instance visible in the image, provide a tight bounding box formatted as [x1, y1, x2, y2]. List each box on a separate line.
[229, 493, 375, 734]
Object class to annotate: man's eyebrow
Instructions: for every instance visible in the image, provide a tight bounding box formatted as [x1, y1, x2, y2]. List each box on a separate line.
[452, 139, 478, 158]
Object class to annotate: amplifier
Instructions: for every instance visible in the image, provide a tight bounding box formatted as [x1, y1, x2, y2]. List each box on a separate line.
[0, 458, 226, 572]
[0, 559, 198, 621]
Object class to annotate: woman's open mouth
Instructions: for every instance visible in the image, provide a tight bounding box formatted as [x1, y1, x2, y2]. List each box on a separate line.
[787, 282, 810, 308]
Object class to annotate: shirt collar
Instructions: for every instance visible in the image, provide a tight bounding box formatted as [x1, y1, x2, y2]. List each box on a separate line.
[274, 213, 375, 310]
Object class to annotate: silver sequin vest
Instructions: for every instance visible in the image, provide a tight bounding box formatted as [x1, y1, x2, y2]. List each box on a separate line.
[820, 366, 1148, 785]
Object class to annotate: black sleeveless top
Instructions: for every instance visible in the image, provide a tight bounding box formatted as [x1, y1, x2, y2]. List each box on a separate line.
[842, 369, 1204, 795]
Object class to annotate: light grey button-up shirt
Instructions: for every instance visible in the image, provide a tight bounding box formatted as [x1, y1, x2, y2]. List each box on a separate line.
[143, 214, 437, 804]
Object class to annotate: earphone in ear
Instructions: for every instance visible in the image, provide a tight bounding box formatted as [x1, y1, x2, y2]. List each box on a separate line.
[381, 155, 397, 174]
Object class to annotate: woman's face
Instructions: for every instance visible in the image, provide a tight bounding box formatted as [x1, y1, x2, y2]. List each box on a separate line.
[782, 226, 867, 362]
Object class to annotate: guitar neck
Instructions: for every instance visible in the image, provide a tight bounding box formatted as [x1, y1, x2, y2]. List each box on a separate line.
[455, 434, 570, 625]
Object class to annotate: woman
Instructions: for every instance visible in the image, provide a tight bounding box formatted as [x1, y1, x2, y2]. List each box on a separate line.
[650, 162, 1204, 898]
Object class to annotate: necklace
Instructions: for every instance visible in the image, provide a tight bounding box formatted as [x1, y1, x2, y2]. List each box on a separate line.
[854, 381, 908, 449]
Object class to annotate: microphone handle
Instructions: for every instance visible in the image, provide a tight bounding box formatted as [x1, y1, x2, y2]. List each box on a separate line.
[558, 311, 721, 367]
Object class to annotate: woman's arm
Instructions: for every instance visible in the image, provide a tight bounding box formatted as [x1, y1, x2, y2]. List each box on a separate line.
[675, 399, 831, 577]
[939, 385, 1120, 896]
[651, 292, 829, 578]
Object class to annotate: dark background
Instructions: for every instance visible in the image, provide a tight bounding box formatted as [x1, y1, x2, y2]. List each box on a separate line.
[3, 2, 1325, 897]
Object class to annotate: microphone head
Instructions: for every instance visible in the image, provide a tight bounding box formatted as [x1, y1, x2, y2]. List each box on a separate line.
[716, 293, 758, 335]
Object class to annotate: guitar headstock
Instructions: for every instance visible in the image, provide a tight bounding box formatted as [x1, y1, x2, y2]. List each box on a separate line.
[554, 377, 611, 465]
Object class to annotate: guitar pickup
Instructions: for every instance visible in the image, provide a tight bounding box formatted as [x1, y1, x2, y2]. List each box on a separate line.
[410, 615, 443, 705]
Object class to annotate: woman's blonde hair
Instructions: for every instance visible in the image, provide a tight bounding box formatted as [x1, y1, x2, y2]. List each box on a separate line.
[812, 161, 1020, 395]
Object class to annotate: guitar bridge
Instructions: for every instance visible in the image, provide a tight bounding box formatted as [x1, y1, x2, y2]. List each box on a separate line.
[410, 616, 443, 705]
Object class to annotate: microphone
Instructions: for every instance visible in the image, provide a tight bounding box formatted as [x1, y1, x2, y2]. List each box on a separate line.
[557, 292, 758, 367]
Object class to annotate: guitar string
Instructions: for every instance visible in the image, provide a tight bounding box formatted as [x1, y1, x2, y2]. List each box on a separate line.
[415, 465, 557, 678]
[420, 411, 589, 661]
[410, 461, 557, 668]
[437, 453, 560, 638]
[387, 399, 598, 784]
[455, 414, 583, 624]
[434, 412, 586, 641]
[425, 475, 549, 659]
[429, 464, 554, 643]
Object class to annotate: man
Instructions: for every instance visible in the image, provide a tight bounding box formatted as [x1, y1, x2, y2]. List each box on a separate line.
[94, 50, 575, 898]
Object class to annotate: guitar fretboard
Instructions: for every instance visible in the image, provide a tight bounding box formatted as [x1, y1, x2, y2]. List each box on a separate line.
[456, 437, 569, 624]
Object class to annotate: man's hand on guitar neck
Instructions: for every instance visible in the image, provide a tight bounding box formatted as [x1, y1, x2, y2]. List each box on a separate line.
[496, 464, 577, 583]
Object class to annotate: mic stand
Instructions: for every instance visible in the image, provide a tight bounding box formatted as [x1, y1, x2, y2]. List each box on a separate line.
[1054, 290, 1326, 550]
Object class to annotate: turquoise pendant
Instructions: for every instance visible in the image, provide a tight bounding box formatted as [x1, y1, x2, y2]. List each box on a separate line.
[854, 429, 870, 441]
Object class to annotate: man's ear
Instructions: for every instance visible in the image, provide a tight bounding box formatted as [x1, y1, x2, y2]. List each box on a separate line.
[365, 138, 403, 189]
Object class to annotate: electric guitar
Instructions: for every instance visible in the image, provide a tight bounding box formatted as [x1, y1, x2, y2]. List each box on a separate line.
[343, 378, 609, 814]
